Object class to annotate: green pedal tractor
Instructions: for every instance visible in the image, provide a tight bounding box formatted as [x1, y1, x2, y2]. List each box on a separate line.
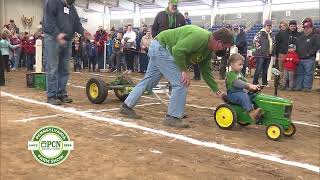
[214, 87, 296, 141]
[214, 69, 296, 141]
[86, 76, 134, 104]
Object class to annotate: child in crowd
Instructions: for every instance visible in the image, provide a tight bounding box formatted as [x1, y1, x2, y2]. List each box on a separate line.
[25, 34, 36, 71]
[0, 33, 20, 72]
[281, 44, 300, 90]
[111, 32, 123, 73]
[73, 35, 82, 72]
[107, 33, 114, 70]
[226, 54, 262, 121]
[86, 38, 97, 72]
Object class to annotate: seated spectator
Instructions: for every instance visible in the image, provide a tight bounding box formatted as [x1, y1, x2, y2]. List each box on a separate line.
[295, 20, 320, 91]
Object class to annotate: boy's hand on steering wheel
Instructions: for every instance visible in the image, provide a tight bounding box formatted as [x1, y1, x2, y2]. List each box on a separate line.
[248, 84, 260, 91]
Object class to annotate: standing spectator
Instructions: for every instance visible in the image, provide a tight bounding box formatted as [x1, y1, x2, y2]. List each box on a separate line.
[281, 44, 300, 90]
[151, 0, 186, 37]
[139, 29, 152, 73]
[219, 24, 232, 80]
[184, 12, 192, 25]
[136, 24, 148, 72]
[275, 20, 289, 84]
[0, 33, 19, 72]
[20, 32, 28, 68]
[288, 20, 301, 46]
[43, 0, 92, 105]
[110, 32, 123, 73]
[86, 39, 97, 72]
[9, 19, 19, 34]
[0, 50, 4, 86]
[122, 24, 137, 73]
[233, 24, 248, 76]
[302, 18, 320, 35]
[295, 20, 320, 91]
[10, 30, 22, 71]
[252, 20, 274, 86]
[94, 26, 108, 70]
[25, 35, 36, 71]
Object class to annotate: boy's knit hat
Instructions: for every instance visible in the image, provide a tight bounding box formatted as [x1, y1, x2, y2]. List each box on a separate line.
[289, 20, 297, 26]
[288, 44, 296, 50]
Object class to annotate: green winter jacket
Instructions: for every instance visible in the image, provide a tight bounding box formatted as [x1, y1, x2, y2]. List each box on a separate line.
[155, 25, 219, 92]
[0, 39, 17, 56]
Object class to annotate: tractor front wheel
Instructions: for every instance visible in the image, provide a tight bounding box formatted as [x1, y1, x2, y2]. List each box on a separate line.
[266, 124, 282, 141]
[214, 104, 237, 130]
[86, 78, 108, 104]
[283, 123, 296, 137]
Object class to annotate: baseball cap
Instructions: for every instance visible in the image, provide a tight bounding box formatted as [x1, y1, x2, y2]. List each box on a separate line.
[264, 20, 272, 26]
[169, 0, 179, 5]
[302, 18, 312, 24]
[288, 44, 296, 50]
[303, 21, 313, 28]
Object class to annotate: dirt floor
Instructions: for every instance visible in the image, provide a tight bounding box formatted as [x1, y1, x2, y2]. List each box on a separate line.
[1, 69, 320, 180]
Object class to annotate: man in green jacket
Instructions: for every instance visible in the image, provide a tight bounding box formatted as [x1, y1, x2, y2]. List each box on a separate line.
[120, 25, 234, 128]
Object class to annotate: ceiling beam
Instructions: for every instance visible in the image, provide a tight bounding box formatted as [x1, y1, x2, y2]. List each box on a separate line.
[118, 0, 135, 11]
[200, 0, 214, 6]
[153, 0, 168, 8]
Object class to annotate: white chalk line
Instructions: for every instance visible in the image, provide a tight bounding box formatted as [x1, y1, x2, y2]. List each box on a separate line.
[14, 114, 62, 122]
[66, 83, 319, 128]
[1, 91, 319, 173]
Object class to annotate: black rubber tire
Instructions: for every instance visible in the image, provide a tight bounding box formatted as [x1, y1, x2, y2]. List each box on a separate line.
[86, 78, 108, 104]
[214, 104, 237, 130]
[283, 123, 296, 137]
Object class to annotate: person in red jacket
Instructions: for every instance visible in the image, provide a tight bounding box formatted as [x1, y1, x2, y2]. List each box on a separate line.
[281, 44, 300, 90]
[94, 26, 108, 70]
[25, 35, 36, 71]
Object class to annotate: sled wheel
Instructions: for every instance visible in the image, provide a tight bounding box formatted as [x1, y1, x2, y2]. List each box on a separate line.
[214, 104, 237, 130]
[237, 121, 251, 126]
[86, 78, 108, 104]
[283, 123, 296, 137]
[266, 124, 282, 141]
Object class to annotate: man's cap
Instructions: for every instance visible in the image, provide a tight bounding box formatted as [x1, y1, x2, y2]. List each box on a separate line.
[302, 17, 312, 24]
[169, 0, 179, 5]
[303, 21, 313, 28]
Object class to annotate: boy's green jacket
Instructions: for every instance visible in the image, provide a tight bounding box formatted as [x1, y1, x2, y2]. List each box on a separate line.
[155, 25, 219, 92]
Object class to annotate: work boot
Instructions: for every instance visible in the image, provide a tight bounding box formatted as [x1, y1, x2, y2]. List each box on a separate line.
[248, 108, 262, 122]
[58, 95, 73, 103]
[119, 103, 141, 119]
[163, 115, 190, 128]
[47, 97, 62, 105]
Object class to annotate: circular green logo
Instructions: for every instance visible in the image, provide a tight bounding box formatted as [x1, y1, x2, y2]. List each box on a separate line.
[28, 126, 74, 166]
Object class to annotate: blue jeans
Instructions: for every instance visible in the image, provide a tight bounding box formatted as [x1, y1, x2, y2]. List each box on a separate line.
[227, 90, 255, 111]
[26, 54, 34, 71]
[139, 53, 149, 72]
[253, 57, 271, 85]
[295, 59, 315, 90]
[124, 40, 187, 118]
[13, 48, 21, 69]
[45, 34, 72, 98]
[97, 53, 104, 69]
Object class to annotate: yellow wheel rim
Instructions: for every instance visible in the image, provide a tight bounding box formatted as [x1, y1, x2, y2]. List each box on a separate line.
[215, 107, 234, 128]
[89, 83, 99, 99]
[267, 125, 281, 139]
[284, 124, 294, 136]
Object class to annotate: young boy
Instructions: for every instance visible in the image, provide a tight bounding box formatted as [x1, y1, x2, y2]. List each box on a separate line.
[226, 54, 262, 121]
[111, 32, 123, 73]
[25, 35, 36, 71]
[86, 39, 97, 72]
[281, 44, 300, 90]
